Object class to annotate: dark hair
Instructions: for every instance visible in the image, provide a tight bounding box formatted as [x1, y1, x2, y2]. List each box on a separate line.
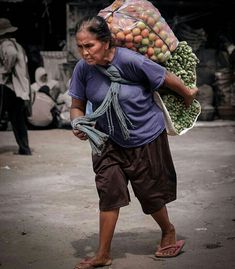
[75, 15, 113, 46]
[38, 85, 51, 97]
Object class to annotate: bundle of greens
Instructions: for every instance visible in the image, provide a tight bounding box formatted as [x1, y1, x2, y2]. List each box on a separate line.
[156, 41, 201, 135]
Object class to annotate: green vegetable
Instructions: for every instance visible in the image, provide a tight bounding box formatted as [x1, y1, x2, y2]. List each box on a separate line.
[160, 41, 201, 134]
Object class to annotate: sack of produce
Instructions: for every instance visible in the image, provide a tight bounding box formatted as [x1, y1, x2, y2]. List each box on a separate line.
[154, 41, 201, 135]
[98, 0, 178, 63]
[99, 1, 201, 135]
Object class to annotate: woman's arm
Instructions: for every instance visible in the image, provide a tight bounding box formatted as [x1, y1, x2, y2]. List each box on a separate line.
[70, 97, 86, 120]
[163, 70, 198, 108]
[70, 97, 88, 140]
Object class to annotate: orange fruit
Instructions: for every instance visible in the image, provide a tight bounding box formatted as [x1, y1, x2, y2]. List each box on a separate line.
[136, 21, 146, 30]
[159, 30, 167, 40]
[153, 25, 160, 34]
[139, 14, 148, 22]
[116, 31, 125, 41]
[141, 28, 149, 38]
[150, 54, 158, 62]
[132, 27, 141, 36]
[133, 35, 143, 43]
[147, 17, 156, 27]
[149, 32, 157, 41]
[161, 44, 168, 53]
[111, 26, 120, 34]
[123, 28, 131, 35]
[147, 47, 154, 56]
[155, 39, 164, 48]
[125, 33, 134, 42]
[125, 42, 134, 49]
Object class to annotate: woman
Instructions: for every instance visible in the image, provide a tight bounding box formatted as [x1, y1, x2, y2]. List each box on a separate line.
[69, 15, 198, 268]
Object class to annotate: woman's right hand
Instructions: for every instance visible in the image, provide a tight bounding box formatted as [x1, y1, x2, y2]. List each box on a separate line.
[70, 98, 88, 140]
[72, 129, 88, 140]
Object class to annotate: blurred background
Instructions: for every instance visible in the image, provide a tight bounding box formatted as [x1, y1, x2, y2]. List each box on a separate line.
[1, 0, 235, 121]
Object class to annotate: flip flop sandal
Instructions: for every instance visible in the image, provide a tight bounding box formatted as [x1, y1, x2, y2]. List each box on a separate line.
[155, 240, 185, 258]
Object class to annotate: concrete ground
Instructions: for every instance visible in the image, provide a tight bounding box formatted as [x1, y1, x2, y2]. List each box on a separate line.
[0, 121, 235, 269]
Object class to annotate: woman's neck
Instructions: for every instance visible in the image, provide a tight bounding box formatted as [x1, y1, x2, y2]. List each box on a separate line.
[101, 47, 116, 65]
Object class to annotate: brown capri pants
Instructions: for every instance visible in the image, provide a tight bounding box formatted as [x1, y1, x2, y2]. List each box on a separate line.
[92, 130, 177, 214]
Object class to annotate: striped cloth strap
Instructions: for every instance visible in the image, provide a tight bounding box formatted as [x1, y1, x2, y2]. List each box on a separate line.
[71, 64, 137, 155]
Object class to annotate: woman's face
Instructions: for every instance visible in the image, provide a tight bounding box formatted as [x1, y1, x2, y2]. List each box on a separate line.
[76, 30, 109, 65]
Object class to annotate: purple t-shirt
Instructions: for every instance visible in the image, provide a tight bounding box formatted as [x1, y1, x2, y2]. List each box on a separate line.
[69, 47, 166, 147]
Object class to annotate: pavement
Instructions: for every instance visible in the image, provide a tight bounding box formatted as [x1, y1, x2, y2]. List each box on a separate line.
[0, 120, 235, 269]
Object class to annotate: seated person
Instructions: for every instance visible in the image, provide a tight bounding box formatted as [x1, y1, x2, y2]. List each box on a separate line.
[31, 67, 60, 100]
[57, 89, 71, 127]
[27, 85, 60, 129]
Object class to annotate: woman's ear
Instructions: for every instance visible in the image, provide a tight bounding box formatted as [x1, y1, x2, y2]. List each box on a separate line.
[105, 41, 110, 50]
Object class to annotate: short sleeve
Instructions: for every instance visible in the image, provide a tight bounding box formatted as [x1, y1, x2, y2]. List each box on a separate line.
[114, 48, 166, 91]
[140, 57, 166, 91]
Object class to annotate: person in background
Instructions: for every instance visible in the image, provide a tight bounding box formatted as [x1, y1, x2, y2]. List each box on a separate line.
[69, 15, 198, 268]
[31, 66, 60, 101]
[0, 18, 32, 155]
[218, 33, 235, 68]
[27, 85, 60, 130]
[57, 79, 92, 128]
[57, 79, 72, 128]
[225, 41, 235, 67]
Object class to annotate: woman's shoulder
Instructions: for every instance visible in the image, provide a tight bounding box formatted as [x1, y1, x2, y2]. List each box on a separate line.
[75, 58, 88, 69]
[116, 47, 143, 58]
[115, 47, 145, 66]
[74, 59, 92, 75]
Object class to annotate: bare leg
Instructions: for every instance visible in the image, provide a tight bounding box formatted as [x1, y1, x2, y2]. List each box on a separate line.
[151, 206, 176, 248]
[97, 209, 119, 258]
[75, 209, 119, 269]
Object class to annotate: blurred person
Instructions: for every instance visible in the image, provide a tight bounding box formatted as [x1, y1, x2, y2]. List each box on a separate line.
[225, 42, 235, 67]
[27, 85, 60, 130]
[31, 66, 60, 101]
[56, 79, 72, 127]
[57, 89, 71, 127]
[0, 18, 32, 155]
[57, 79, 92, 128]
[217, 33, 235, 68]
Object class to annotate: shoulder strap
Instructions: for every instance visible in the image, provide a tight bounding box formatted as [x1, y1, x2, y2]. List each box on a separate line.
[95, 64, 138, 85]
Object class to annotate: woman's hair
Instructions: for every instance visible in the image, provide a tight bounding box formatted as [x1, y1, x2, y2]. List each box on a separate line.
[75, 15, 113, 46]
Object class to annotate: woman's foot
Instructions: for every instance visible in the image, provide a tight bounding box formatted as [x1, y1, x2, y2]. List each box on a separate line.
[74, 256, 112, 269]
[155, 224, 185, 257]
[160, 224, 176, 248]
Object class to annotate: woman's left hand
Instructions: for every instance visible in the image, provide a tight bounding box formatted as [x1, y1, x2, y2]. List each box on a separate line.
[184, 87, 198, 108]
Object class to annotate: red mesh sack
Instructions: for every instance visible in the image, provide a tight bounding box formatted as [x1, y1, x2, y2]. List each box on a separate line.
[98, 0, 179, 63]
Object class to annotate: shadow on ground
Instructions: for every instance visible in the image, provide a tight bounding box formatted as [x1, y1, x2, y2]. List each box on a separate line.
[71, 228, 186, 259]
[0, 145, 17, 154]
